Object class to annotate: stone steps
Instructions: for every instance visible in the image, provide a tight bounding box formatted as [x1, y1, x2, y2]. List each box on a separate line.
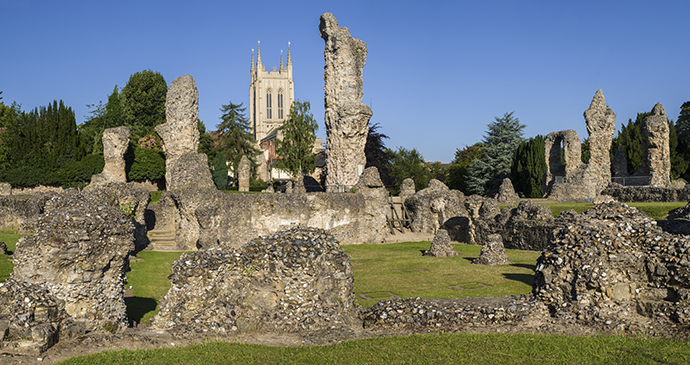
[146, 229, 180, 251]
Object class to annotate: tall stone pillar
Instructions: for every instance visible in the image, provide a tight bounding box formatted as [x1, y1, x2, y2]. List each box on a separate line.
[581, 89, 616, 197]
[637, 103, 670, 187]
[90, 126, 129, 184]
[320, 13, 373, 192]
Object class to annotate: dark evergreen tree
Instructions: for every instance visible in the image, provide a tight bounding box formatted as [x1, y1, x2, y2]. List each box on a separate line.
[121, 70, 167, 141]
[364, 122, 393, 186]
[511, 135, 546, 198]
[275, 101, 318, 176]
[213, 150, 229, 190]
[669, 120, 688, 180]
[216, 102, 259, 175]
[617, 113, 647, 174]
[445, 143, 483, 194]
[676, 101, 690, 181]
[466, 112, 525, 196]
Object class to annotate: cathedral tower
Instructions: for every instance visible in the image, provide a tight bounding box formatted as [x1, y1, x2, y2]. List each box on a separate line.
[249, 41, 295, 142]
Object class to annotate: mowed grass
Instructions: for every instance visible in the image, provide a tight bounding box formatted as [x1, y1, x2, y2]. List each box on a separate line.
[0, 229, 28, 282]
[343, 242, 539, 307]
[57, 332, 690, 365]
[126, 251, 188, 324]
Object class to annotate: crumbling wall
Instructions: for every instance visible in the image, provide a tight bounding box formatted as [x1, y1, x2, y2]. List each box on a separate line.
[90, 126, 129, 184]
[320, 13, 373, 192]
[0, 193, 55, 232]
[635, 103, 671, 187]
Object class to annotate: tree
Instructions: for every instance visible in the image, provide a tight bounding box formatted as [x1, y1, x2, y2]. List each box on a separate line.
[445, 143, 483, 194]
[511, 135, 546, 198]
[466, 112, 525, 196]
[364, 122, 394, 186]
[216, 102, 259, 174]
[669, 120, 688, 180]
[128, 147, 165, 182]
[213, 150, 229, 190]
[275, 101, 319, 176]
[121, 70, 167, 141]
[617, 114, 646, 174]
[387, 147, 430, 193]
[676, 101, 690, 181]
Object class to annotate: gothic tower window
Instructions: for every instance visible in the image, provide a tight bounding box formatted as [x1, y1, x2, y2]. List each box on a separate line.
[278, 90, 284, 119]
[266, 90, 272, 119]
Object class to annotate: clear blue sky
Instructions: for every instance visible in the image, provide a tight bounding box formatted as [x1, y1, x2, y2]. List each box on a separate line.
[2, 0, 688, 162]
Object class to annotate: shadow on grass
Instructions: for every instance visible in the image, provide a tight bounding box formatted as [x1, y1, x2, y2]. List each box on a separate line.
[503, 273, 534, 286]
[125, 297, 158, 324]
[510, 262, 536, 271]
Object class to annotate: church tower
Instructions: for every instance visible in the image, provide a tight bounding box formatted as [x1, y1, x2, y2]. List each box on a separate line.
[249, 41, 295, 142]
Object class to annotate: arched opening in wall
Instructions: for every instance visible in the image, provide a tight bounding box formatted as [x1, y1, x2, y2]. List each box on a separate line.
[547, 136, 566, 182]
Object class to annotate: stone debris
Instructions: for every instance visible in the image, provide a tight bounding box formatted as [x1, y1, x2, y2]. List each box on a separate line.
[399, 178, 415, 202]
[0, 182, 10, 196]
[320, 13, 373, 192]
[472, 234, 509, 266]
[238, 155, 250, 192]
[602, 184, 690, 202]
[636, 103, 671, 187]
[0, 241, 6, 255]
[90, 126, 130, 184]
[155, 75, 214, 191]
[423, 229, 458, 257]
[292, 175, 307, 194]
[12, 190, 135, 332]
[494, 178, 520, 204]
[405, 179, 468, 234]
[152, 227, 361, 336]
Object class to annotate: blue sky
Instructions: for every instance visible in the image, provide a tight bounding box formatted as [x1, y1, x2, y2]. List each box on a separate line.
[1, 0, 688, 162]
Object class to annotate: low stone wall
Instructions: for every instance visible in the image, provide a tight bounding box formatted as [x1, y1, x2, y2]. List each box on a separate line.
[602, 184, 690, 202]
[0, 193, 56, 233]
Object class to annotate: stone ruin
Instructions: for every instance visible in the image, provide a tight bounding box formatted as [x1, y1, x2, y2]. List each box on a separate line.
[1, 190, 135, 355]
[399, 178, 416, 203]
[471, 233, 510, 266]
[494, 178, 520, 204]
[151, 227, 360, 336]
[155, 74, 214, 192]
[0, 182, 10, 196]
[405, 179, 467, 234]
[320, 13, 373, 192]
[637, 103, 671, 187]
[543, 89, 616, 202]
[90, 126, 130, 185]
[238, 155, 250, 192]
[423, 229, 458, 257]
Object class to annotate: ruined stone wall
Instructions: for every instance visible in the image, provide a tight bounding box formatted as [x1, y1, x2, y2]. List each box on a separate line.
[90, 126, 129, 184]
[0, 193, 55, 233]
[320, 13, 373, 192]
[602, 184, 690, 202]
[635, 103, 671, 187]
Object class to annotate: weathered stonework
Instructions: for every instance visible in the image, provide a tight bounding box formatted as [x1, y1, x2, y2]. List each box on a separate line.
[472, 234, 510, 266]
[544, 90, 616, 201]
[405, 179, 468, 234]
[0, 182, 10, 196]
[399, 178, 416, 203]
[494, 178, 520, 204]
[152, 227, 360, 336]
[12, 190, 135, 332]
[155, 75, 214, 191]
[238, 155, 250, 192]
[423, 229, 458, 257]
[90, 126, 129, 185]
[0, 193, 55, 233]
[320, 13, 373, 192]
[635, 103, 671, 187]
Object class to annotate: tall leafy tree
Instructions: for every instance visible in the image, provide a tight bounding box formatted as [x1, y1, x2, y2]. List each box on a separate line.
[364, 122, 394, 186]
[445, 143, 483, 194]
[617, 113, 647, 174]
[216, 102, 259, 174]
[121, 70, 167, 141]
[466, 112, 525, 196]
[511, 135, 546, 198]
[676, 101, 690, 181]
[275, 101, 318, 176]
[387, 147, 430, 193]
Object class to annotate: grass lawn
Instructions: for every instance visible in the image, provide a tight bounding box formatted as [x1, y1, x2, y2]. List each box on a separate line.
[57, 332, 690, 365]
[0, 229, 27, 283]
[343, 242, 539, 307]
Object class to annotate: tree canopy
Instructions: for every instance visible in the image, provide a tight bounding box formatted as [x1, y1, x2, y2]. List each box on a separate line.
[216, 102, 259, 175]
[510, 135, 546, 198]
[275, 101, 319, 177]
[364, 122, 393, 186]
[387, 147, 430, 193]
[121, 70, 167, 141]
[466, 112, 525, 196]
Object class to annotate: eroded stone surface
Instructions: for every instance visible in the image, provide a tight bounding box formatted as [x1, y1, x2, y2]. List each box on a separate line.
[320, 13, 373, 192]
[152, 227, 360, 336]
[90, 126, 129, 184]
[494, 178, 520, 204]
[399, 178, 416, 202]
[238, 155, 250, 192]
[472, 234, 509, 266]
[405, 179, 468, 234]
[12, 190, 135, 331]
[636, 103, 670, 187]
[423, 229, 458, 257]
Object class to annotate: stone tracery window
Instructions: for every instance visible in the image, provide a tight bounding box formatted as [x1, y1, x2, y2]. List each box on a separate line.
[266, 90, 272, 119]
[278, 90, 284, 120]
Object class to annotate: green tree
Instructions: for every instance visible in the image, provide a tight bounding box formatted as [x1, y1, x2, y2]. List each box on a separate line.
[617, 114, 646, 174]
[676, 101, 690, 181]
[364, 122, 394, 186]
[128, 147, 165, 182]
[275, 101, 319, 176]
[387, 147, 430, 193]
[445, 143, 483, 194]
[669, 120, 688, 180]
[213, 150, 229, 190]
[511, 135, 546, 198]
[466, 112, 525, 196]
[121, 70, 167, 141]
[216, 102, 259, 174]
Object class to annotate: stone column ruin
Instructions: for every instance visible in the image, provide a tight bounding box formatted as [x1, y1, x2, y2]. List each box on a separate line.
[636, 103, 671, 187]
[320, 12, 373, 192]
[90, 126, 130, 184]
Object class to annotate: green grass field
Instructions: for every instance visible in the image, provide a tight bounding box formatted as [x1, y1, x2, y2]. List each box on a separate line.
[57, 332, 690, 365]
[0, 229, 26, 282]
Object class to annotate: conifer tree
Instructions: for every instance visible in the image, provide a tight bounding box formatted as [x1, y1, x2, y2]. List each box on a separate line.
[466, 112, 525, 196]
[511, 135, 546, 198]
[213, 150, 229, 190]
[676, 101, 690, 181]
[364, 122, 393, 186]
[275, 101, 318, 177]
[617, 114, 647, 174]
[216, 102, 259, 174]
